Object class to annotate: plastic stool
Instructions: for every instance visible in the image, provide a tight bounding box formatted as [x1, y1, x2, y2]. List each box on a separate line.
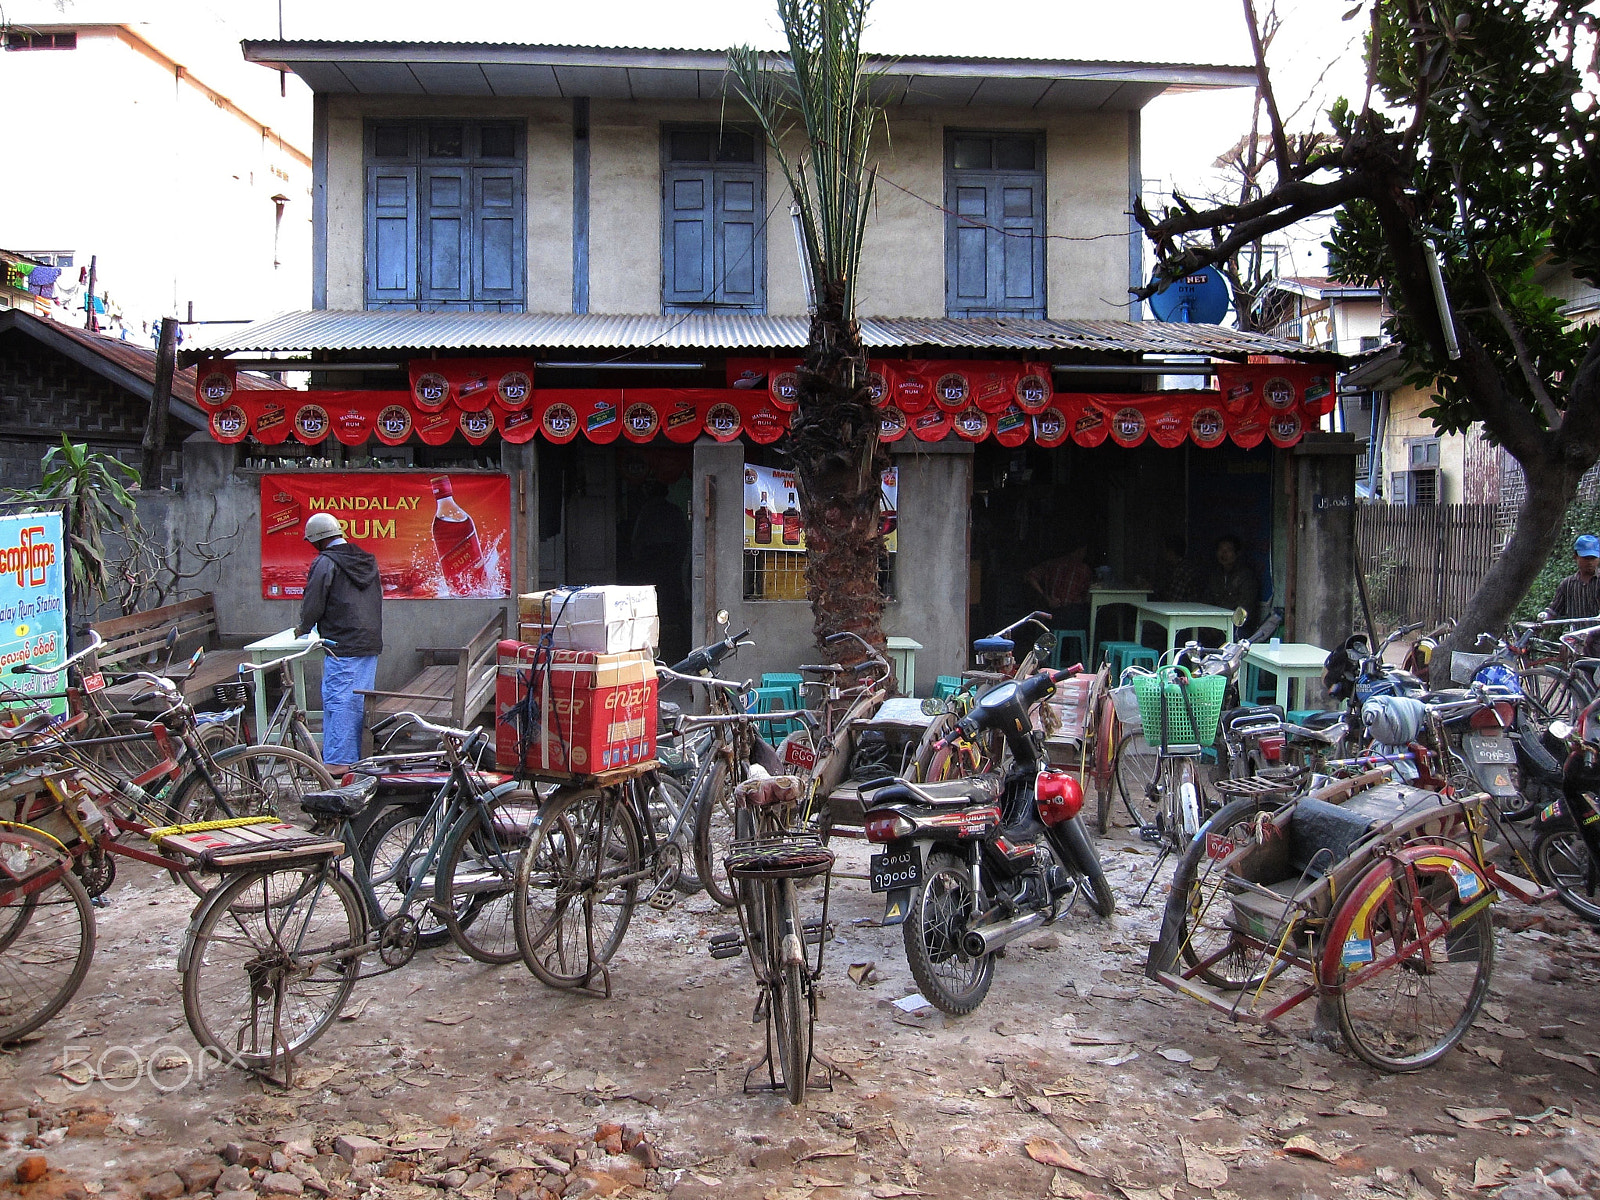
[1245, 665, 1277, 706]
[1120, 646, 1159, 674]
[1097, 640, 1132, 670]
[1049, 629, 1088, 669]
[759, 673, 802, 710]
[1099, 640, 1140, 673]
[1287, 709, 1318, 726]
[749, 686, 797, 745]
[933, 675, 963, 700]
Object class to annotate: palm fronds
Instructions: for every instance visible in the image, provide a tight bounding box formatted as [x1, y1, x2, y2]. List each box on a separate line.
[728, 0, 885, 314]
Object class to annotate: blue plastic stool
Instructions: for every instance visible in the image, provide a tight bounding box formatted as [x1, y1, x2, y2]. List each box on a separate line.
[1049, 629, 1088, 669]
[1120, 645, 1159, 674]
[1099, 640, 1140, 673]
[1245, 665, 1277, 706]
[933, 675, 963, 700]
[749, 686, 797, 745]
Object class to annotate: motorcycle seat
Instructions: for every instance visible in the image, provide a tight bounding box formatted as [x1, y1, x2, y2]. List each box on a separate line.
[1294, 710, 1347, 732]
[973, 637, 1014, 656]
[868, 775, 1003, 808]
[300, 775, 378, 818]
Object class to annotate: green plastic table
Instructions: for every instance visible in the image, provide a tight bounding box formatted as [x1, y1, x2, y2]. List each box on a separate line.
[1243, 642, 1330, 710]
[243, 627, 324, 747]
[1135, 602, 1236, 658]
[1089, 587, 1150, 655]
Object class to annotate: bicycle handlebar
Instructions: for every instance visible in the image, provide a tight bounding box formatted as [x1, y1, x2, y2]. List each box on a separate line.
[239, 644, 320, 674]
[11, 630, 104, 675]
[383, 711, 479, 743]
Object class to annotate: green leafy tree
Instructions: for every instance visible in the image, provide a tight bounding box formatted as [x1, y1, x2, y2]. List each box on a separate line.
[730, 0, 889, 655]
[6, 437, 140, 616]
[1136, 0, 1600, 680]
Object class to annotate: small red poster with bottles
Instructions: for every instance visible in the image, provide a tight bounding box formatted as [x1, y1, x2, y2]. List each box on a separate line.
[742, 463, 898, 554]
[259, 472, 512, 600]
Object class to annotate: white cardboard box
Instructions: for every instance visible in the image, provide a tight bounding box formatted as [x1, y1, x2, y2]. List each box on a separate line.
[518, 585, 659, 654]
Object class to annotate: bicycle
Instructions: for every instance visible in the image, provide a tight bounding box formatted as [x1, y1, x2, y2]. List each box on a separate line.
[714, 774, 834, 1104]
[207, 645, 324, 761]
[174, 715, 536, 1077]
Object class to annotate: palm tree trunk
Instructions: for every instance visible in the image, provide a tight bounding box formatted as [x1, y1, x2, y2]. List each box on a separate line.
[789, 288, 889, 657]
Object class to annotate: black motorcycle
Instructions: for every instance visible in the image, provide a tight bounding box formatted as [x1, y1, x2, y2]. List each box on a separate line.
[1530, 698, 1600, 923]
[861, 668, 1114, 1016]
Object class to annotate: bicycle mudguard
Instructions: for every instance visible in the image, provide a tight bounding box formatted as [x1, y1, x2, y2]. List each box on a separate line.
[1319, 843, 1495, 985]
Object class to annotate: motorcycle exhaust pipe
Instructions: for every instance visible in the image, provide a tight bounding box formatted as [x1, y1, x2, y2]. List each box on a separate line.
[962, 908, 1049, 957]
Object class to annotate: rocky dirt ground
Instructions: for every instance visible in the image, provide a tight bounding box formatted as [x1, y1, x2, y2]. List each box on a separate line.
[6, 809, 1600, 1200]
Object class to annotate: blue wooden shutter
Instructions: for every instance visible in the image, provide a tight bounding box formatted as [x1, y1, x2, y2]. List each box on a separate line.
[663, 167, 713, 308]
[474, 165, 525, 311]
[716, 172, 762, 308]
[945, 135, 1045, 317]
[998, 179, 1042, 312]
[419, 168, 472, 309]
[366, 166, 416, 307]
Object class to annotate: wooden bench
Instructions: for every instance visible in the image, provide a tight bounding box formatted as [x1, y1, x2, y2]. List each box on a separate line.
[357, 611, 506, 734]
[90, 594, 250, 705]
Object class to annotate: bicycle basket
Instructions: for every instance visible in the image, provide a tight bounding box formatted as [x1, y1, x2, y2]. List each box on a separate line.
[1130, 667, 1226, 746]
[1448, 651, 1489, 685]
[725, 833, 835, 880]
[213, 679, 251, 708]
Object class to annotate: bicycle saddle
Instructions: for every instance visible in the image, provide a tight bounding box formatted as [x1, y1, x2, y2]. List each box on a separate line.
[973, 637, 1014, 656]
[300, 774, 379, 818]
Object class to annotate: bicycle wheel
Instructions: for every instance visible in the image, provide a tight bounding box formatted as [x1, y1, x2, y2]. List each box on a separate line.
[1518, 665, 1584, 731]
[1334, 864, 1493, 1072]
[0, 836, 95, 1043]
[1534, 825, 1600, 923]
[514, 787, 640, 988]
[1113, 733, 1159, 831]
[172, 745, 337, 827]
[903, 848, 993, 1015]
[769, 879, 809, 1105]
[357, 805, 454, 948]
[182, 864, 362, 1070]
[1160, 795, 1285, 990]
[693, 761, 740, 908]
[436, 789, 541, 964]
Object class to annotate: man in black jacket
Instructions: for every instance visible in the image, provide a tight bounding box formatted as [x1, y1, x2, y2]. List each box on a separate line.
[295, 512, 383, 769]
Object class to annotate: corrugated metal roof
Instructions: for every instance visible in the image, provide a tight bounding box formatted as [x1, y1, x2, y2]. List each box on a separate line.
[192, 310, 1335, 362]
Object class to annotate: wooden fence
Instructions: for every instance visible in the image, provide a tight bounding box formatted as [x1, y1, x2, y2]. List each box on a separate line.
[1355, 502, 1499, 627]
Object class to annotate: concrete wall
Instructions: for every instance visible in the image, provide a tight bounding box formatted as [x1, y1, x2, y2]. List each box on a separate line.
[0, 27, 311, 333]
[690, 438, 970, 695]
[323, 95, 573, 312]
[159, 436, 534, 698]
[320, 97, 1134, 319]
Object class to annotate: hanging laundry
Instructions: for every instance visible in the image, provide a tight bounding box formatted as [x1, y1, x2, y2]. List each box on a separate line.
[5, 262, 33, 290]
[27, 265, 62, 298]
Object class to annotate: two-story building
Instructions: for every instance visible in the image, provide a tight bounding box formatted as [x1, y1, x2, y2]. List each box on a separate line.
[181, 41, 1351, 689]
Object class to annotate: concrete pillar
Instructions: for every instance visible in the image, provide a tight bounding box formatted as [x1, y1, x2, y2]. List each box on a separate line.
[1289, 433, 1360, 696]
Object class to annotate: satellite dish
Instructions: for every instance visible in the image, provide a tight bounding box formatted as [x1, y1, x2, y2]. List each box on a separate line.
[1147, 265, 1231, 324]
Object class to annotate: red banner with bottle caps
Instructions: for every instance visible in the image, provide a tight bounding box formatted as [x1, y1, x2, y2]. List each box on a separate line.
[259, 472, 512, 602]
[206, 361, 1333, 451]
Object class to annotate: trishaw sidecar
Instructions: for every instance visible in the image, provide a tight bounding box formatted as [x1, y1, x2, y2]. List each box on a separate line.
[1145, 770, 1505, 1071]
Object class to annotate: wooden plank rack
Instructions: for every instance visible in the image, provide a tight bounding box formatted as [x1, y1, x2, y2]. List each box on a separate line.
[517, 760, 660, 788]
[149, 817, 345, 873]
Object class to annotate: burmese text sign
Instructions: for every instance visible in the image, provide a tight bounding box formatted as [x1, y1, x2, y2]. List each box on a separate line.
[0, 511, 67, 719]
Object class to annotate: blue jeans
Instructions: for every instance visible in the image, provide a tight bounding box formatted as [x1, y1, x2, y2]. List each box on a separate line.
[321, 653, 377, 766]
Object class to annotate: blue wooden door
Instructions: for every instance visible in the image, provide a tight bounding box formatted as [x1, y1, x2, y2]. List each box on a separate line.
[945, 134, 1045, 317]
[365, 166, 417, 307]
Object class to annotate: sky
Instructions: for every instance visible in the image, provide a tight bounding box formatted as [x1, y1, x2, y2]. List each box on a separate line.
[8, 0, 1372, 273]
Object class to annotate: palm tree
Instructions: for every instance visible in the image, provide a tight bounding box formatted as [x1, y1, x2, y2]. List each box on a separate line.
[730, 0, 889, 657]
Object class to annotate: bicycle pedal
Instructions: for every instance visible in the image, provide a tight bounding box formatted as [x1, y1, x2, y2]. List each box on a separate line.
[708, 931, 741, 947]
[648, 890, 677, 912]
[709, 941, 744, 959]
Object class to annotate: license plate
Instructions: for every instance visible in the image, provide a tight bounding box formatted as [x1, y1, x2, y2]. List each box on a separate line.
[1466, 734, 1516, 764]
[82, 672, 105, 693]
[784, 741, 817, 770]
[869, 847, 921, 892]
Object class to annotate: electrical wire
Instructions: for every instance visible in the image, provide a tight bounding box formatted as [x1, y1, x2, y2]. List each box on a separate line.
[876, 171, 1131, 244]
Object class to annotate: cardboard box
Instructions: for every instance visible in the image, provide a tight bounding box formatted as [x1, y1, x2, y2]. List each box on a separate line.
[517, 586, 659, 654]
[495, 640, 658, 775]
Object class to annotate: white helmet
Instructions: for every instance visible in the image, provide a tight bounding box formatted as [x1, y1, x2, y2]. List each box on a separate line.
[303, 512, 342, 542]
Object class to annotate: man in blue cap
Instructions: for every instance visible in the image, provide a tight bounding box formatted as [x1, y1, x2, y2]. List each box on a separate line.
[1540, 534, 1600, 654]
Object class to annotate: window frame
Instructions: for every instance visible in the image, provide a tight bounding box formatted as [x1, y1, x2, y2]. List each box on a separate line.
[943, 129, 1047, 319]
[660, 124, 768, 315]
[362, 119, 527, 313]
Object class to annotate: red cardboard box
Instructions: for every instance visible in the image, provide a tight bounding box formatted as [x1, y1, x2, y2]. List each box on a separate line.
[495, 640, 657, 775]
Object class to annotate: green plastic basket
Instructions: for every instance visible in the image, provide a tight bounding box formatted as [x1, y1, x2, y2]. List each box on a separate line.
[1130, 666, 1227, 746]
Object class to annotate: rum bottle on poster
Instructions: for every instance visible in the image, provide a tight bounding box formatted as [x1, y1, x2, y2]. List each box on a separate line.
[782, 491, 802, 546]
[754, 491, 773, 544]
[431, 475, 490, 594]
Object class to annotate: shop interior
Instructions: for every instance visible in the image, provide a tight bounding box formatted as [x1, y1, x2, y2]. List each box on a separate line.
[968, 439, 1276, 662]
